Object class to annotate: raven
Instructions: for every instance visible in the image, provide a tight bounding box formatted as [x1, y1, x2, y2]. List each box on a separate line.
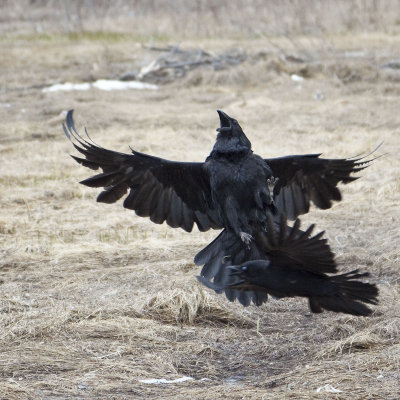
[200, 261, 378, 316]
[198, 214, 378, 316]
[64, 110, 377, 307]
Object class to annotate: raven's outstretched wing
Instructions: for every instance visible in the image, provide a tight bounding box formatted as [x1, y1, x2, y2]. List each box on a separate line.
[64, 110, 222, 232]
[265, 150, 380, 220]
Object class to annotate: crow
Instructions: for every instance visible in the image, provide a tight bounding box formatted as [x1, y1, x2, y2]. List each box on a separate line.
[200, 261, 378, 316]
[63, 110, 377, 307]
[198, 214, 378, 316]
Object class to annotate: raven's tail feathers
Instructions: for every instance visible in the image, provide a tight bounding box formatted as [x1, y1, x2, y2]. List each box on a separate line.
[309, 270, 379, 316]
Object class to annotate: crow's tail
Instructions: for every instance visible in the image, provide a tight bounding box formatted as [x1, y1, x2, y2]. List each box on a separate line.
[309, 270, 379, 316]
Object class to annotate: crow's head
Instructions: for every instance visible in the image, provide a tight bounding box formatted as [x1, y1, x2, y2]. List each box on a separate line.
[213, 110, 252, 154]
[228, 260, 271, 284]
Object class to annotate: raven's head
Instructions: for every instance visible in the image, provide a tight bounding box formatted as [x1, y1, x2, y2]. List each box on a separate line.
[212, 110, 252, 154]
[228, 260, 271, 284]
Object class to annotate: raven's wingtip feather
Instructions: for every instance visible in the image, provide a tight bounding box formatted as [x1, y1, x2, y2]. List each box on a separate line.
[63, 109, 78, 142]
[66, 109, 75, 129]
[62, 123, 71, 141]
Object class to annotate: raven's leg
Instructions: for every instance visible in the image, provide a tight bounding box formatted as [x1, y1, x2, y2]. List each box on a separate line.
[224, 196, 253, 246]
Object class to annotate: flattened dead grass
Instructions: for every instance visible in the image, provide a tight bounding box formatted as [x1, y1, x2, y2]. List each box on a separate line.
[0, 6, 399, 399]
[142, 286, 256, 327]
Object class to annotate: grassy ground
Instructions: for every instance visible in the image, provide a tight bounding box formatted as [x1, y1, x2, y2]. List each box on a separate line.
[1, 3, 400, 399]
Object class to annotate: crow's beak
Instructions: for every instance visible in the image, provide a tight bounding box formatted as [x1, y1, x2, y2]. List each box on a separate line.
[217, 109, 232, 132]
[227, 265, 244, 276]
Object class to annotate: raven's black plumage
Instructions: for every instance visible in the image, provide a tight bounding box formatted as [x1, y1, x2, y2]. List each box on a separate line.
[197, 214, 378, 315]
[195, 214, 339, 306]
[64, 109, 378, 309]
[265, 153, 377, 220]
[198, 260, 378, 316]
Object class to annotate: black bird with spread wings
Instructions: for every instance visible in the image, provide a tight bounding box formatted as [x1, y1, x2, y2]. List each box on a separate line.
[64, 110, 377, 310]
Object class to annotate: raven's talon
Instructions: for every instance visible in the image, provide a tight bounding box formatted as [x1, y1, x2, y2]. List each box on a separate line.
[267, 176, 279, 188]
[267, 176, 279, 203]
[240, 232, 253, 245]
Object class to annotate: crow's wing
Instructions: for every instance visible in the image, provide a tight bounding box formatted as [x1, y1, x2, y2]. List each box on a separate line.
[265, 151, 379, 220]
[64, 110, 222, 232]
[256, 214, 336, 274]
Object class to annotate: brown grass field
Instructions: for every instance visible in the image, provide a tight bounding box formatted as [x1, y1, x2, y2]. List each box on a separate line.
[0, 1, 399, 399]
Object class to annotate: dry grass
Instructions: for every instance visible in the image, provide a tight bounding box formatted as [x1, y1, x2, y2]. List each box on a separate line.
[1, 3, 400, 399]
[2, 0, 400, 38]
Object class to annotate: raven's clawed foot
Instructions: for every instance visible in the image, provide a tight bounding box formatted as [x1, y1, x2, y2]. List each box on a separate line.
[267, 176, 279, 191]
[240, 231, 253, 246]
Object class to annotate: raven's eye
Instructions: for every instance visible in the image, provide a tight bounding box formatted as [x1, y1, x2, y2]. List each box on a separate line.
[241, 265, 247, 271]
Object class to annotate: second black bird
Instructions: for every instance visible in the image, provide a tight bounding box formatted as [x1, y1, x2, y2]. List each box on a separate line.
[198, 214, 378, 316]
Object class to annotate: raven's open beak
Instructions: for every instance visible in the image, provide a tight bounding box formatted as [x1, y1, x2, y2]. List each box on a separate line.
[217, 109, 232, 132]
